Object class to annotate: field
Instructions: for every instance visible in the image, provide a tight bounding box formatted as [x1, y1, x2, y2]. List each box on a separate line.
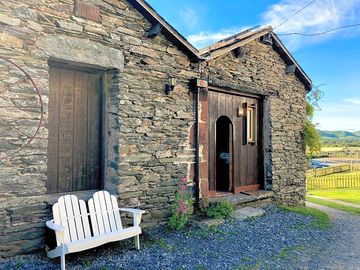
[307, 145, 360, 190]
[308, 188, 360, 204]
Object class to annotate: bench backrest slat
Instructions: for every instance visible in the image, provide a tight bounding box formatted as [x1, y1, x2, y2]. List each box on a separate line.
[111, 195, 123, 230]
[89, 194, 105, 235]
[104, 191, 117, 231]
[64, 195, 78, 242]
[97, 191, 111, 234]
[80, 200, 92, 239]
[88, 198, 100, 237]
[56, 197, 71, 244]
[52, 201, 69, 245]
[71, 195, 84, 240]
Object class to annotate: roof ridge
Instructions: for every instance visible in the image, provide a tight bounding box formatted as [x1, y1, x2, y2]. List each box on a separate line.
[199, 26, 273, 55]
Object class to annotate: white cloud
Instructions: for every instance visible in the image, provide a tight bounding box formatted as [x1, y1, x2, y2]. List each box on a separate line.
[179, 7, 199, 32]
[313, 102, 360, 131]
[188, 27, 251, 49]
[262, 0, 360, 50]
[343, 98, 360, 105]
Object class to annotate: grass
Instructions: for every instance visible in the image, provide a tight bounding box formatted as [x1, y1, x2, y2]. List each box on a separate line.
[306, 196, 360, 216]
[308, 188, 360, 204]
[81, 260, 92, 268]
[279, 205, 331, 229]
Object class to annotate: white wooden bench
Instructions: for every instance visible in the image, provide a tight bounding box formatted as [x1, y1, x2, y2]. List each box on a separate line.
[46, 190, 145, 270]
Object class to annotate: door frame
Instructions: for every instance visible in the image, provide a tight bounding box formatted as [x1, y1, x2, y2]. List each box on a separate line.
[47, 60, 105, 193]
[207, 86, 264, 196]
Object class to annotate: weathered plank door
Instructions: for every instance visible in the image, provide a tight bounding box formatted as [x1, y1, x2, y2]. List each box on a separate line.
[208, 89, 263, 194]
[47, 65, 103, 193]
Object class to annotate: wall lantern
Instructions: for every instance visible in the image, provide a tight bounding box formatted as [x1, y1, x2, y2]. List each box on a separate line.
[165, 77, 177, 95]
[237, 104, 245, 117]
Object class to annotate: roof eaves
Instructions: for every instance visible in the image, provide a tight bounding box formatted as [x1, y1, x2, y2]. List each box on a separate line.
[128, 0, 203, 60]
[270, 33, 312, 91]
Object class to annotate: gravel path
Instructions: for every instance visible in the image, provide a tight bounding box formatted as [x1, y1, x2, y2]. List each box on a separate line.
[307, 195, 360, 208]
[306, 202, 360, 270]
[0, 205, 359, 270]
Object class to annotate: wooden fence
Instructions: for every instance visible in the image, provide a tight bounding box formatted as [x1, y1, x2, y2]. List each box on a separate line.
[307, 165, 350, 177]
[307, 175, 360, 190]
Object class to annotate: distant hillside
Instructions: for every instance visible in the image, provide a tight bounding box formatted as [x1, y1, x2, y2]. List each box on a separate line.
[319, 130, 360, 139]
[319, 130, 360, 146]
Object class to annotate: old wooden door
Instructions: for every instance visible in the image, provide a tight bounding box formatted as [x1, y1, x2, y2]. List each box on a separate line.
[208, 89, 263, 194]
[47, 64, 103, 193]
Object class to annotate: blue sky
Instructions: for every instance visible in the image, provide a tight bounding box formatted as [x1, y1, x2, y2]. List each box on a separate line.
[147, 0, 360, 131]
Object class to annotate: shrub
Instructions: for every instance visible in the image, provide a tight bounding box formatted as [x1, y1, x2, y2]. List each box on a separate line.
[204, 200, 235, 219]
[168, 177, 194, 230]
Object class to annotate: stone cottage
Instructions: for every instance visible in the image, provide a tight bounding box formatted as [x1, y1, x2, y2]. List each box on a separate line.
[0, 0, 311, 257]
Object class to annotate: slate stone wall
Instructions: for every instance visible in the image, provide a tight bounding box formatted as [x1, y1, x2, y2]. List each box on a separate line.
[0, 0, 197, 257]
[0, 0, 306, 257]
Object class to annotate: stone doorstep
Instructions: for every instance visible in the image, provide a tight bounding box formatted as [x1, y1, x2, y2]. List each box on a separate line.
[208, 190, 274, 207]
[191, 217, 225, 229]
[230, 207, 266, 220]
[190, 206, 266, 228]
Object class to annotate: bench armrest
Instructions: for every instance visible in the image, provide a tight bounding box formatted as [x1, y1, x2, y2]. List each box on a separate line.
[46, 220, 66, 245]
[119, 208, 145, 215]
[46, 220, 66, 232]
[119, 208, 145, 226]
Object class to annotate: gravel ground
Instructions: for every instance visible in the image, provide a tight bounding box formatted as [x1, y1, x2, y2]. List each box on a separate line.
[305, 202, 360, 270]
[0, 205, 357, 270]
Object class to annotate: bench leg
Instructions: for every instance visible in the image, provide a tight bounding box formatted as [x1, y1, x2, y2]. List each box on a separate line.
[60, 253, 65, 270]
[135, 235, 140, 250]
[61, 245, 66, 270]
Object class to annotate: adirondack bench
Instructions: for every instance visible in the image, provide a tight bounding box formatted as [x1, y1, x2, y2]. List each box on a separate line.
[46, 190, 145, 270]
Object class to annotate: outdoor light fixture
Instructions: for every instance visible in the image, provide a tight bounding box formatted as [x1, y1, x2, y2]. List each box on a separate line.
[237, 104, 246, 117]
[165, 77, 177, 95]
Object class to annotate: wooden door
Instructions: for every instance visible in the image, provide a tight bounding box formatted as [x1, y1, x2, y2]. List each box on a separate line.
[208, 89, 263, 194]
[47, 65, 103, 193]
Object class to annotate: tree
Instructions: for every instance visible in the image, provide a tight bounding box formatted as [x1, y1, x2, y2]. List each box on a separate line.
[304, 85, 324, 157]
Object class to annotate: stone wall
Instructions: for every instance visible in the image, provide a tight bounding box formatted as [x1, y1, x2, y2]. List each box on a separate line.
[0, 0, 307, 258]
[0, 0, 197, 257]
[201, 40, 307, 205]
